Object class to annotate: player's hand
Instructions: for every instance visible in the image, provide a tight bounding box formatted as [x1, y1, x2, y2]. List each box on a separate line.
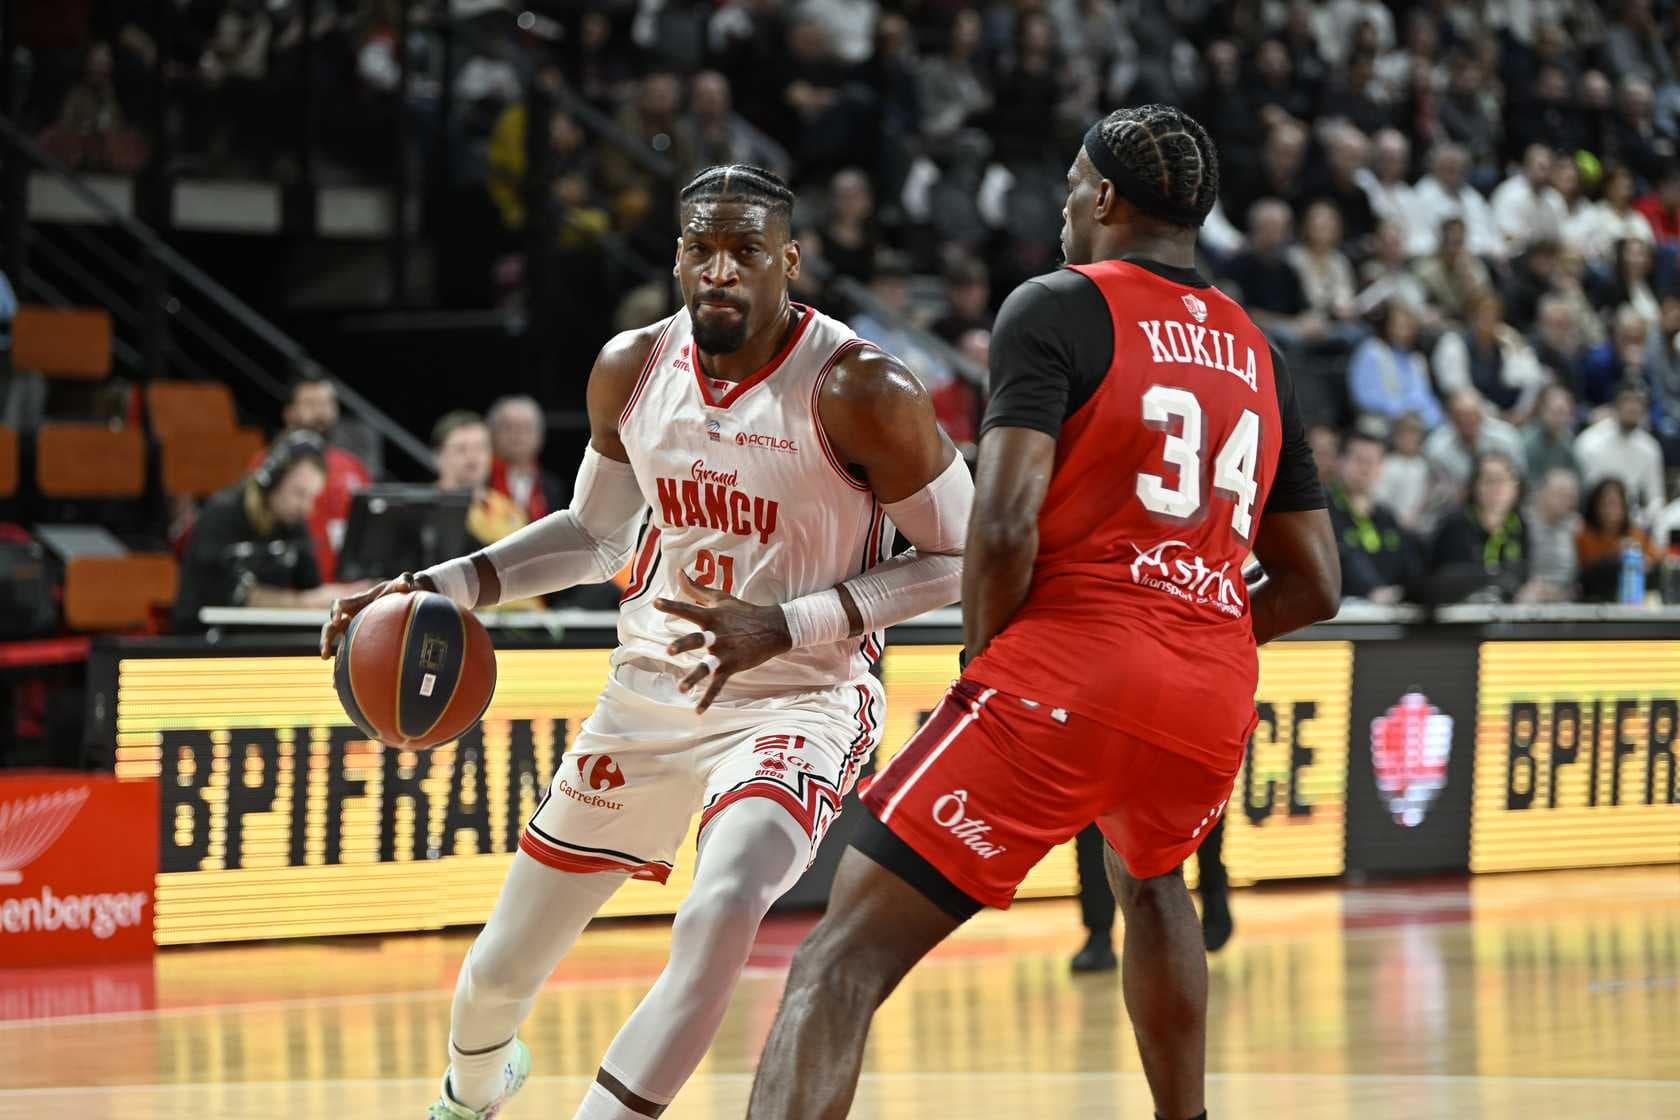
[318, 574, 415, 659]
[654, 571, 793, 713]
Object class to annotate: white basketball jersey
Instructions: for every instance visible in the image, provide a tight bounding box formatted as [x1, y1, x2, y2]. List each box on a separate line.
[613, 303, 892, 695]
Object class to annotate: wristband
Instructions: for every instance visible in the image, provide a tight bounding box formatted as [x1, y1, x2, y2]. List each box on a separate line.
[418, 557, 480, 609]
[780, 588, 851, 649]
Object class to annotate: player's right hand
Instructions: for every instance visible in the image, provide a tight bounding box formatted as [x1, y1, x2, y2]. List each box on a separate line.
[318, 574, 414, 659]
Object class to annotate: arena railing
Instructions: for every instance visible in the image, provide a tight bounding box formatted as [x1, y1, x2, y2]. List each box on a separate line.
[0, 113, 438, 475]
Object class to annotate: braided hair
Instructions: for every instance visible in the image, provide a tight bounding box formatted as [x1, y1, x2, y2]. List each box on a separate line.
[1087, 105, 1220, 229]
[679, 164, 796, 228]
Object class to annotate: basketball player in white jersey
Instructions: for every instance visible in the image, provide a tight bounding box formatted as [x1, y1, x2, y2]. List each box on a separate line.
[319, 164, 972, 1120]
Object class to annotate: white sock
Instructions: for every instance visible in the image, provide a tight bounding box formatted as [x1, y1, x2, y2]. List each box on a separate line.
[448, 852, 627, 1110]
[572, 798, 811, 1117]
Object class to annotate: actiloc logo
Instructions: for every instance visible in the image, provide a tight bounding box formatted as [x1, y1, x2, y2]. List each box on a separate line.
[0, 788, 150, 941]
[1369, 692, 1453, 827]
[735, 431, 799, 453]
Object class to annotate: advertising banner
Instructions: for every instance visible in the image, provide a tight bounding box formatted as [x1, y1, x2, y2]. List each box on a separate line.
[1345, 639, 1479, 875]
[0, 772, 157, 965]
[1471, 641, 1680, 873]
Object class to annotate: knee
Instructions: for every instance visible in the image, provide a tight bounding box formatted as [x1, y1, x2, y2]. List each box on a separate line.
[460, 939, 545, 1008]
[671, 874, 775, 950]
[1111, 862, 1185, 917]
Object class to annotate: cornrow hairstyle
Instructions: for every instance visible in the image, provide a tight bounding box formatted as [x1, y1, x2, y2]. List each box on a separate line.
[1082, 104, 1221, 229]
[679, 164, 796, 226]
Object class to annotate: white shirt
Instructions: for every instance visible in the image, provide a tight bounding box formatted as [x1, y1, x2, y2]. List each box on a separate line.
[1564, 203, 1656, 265]
[1489, 175, 1568, 254]
[1574, 418, 1667, 526]
[1414, 176, 1505, 260]
[1356, 169, 1437, 257]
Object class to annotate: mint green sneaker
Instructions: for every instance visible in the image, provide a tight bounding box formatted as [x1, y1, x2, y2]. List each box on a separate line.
[429, 1039, 531, 1119]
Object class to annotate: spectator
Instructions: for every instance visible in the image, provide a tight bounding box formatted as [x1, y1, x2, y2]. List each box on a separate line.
[1330, 49, 1398, 137]
[1433, 293, 1546, 421]
[796, 0, 880, 65]
[1604, 0, 1674, 87]
[815, 168, 879, 285]
[1413, 216, 1493, 322]
[1193, 40, 1261, 180]
[1309, 422, 1341, 488]
[1550, 247, 1610, 348]
[1599, 238, 1664, 325]
[1313, 0, 1395, 69]
[1224, 119, 1309, 226]
[917, 9, 992, 151]
[1610, 76, 1677, 186]
[1424, 389, 1527, 509]
[985, 10, 1077, 169]
[1508, 68, 1584, 165]
[769, 18, 875, 178]
[1303, 125, 1378, 244]
[1286, 201, 1363, 340]
[1575, 381, 1667, 525]
[1357, 130, 1432, 256]
[930, 258, 992, 345]
[928, 328, 986, 457]
[1526, 466, 1582, 600]
[1356, 220, 1437, 327]
[1582, 306, 1665, 411]
[433, 410, 528, 550]
[1374, 9, 1441, 105]
[850, 252, 951, 390]
[1502, 238, 1563, 333]
[172, 433, 369, 630]
[1571, 166, 1657, 267]
[1491, 145, 1567, 256]
[1329, 430, 1419, 604]
[598, 72, 695, 242]
[682, 71, 791, 180]
[487, 395, 563, 525]
[1523, 383, 1582, 481]
[1246, 38, 1315, 133]
[1579, 70, 1620, 164]
[1575, 475, 1662, 601]
[1550, 159, 1593, 250]
[1221, 200, 1321, 349]
[1415, 142, 1504, 260]
[1437, 53, 1502, 176]
[1632, 162, 1680, 245]
[256, 370, 372, 583]
[37, 42, 149, 173]
[1348, 301, 1443, 430]
[1374, 412, 1431, 531]
[1427, 451, 1532, 603]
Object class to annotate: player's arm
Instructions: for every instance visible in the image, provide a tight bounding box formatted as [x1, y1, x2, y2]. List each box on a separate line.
[319, 326, 659, 657]
[656, 347, 971, 712]
[962, 426, 1054, 661]
[1248, 345, 1340, 644]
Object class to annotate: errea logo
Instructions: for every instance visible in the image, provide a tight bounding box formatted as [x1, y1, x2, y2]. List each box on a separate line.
[735, 432, 800, 453]
[1182, 292, 1209, 322]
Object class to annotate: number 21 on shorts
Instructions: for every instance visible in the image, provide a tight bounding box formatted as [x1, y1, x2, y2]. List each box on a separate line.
[1136, 385, 1260, 539]
[693, 548, 736, 594]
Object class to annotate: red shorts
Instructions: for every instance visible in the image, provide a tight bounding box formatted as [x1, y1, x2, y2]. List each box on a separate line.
[860, 679, 1240, 910]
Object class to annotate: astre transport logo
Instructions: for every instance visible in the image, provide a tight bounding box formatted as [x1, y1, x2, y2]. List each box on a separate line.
[1128, 540, 1242, 617]
[1370, 692, 1453, 828]
[0, 788, 90, 885]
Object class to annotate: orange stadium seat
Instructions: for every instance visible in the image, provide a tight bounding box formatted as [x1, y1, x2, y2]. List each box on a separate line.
[161, 427, 265, 496]
[63, 553, 179, 630]
[12, 305, 113, 379]
[146, 380, 238, 438]
[35, 424, 145, 498]
[0, 426, 16, 498]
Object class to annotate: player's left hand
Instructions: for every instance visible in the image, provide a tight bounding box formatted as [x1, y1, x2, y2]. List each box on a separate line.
[654, 572, 793, 713]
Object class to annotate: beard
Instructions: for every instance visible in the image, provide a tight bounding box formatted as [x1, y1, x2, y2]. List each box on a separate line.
[691, 303, 750, 354]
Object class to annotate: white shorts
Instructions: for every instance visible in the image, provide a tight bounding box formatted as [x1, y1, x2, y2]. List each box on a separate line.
[519, 664, 885, 883]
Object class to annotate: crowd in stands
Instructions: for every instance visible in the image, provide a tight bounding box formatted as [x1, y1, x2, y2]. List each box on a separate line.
[17, 0, 1680, 612]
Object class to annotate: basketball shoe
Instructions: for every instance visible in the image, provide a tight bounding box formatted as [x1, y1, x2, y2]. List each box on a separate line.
[429, 1039, 531, 1119]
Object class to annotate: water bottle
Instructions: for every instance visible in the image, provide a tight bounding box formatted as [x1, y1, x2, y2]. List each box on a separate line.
[1618, 543, 1646, 605]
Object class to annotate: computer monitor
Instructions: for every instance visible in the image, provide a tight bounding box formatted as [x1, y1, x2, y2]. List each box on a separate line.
[337, 485, 475, 583]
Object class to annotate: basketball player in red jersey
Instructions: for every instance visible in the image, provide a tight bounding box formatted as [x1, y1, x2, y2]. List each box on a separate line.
[745, 106, 1340, 1120]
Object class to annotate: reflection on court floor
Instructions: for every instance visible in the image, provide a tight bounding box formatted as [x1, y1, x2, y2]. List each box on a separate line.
[0, 867, 1674, 1119]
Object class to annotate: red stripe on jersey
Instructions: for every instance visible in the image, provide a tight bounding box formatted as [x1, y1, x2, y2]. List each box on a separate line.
[859, 502, 886, 661]
[620, 524, 662, 603]
[809, 338, 876, 492]
[618, 319, 676, 427]
[519, 831, 672, 883]
[693, 304, 817, 409]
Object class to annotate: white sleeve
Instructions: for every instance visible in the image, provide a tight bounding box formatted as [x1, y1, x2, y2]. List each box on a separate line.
[780, 455, 973, 647]
[419, 445, 646, 607]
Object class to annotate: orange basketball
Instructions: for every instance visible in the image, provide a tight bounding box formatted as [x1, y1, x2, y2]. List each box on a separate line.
[333, 590, 497, 749]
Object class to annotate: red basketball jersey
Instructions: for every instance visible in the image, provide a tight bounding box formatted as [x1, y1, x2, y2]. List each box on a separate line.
[965, 260, 1285, 767]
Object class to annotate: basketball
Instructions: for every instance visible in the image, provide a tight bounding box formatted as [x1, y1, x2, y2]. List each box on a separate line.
[333, 590, 497, 749]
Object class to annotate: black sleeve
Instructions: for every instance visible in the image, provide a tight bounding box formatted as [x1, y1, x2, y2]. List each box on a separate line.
[291, 530, 322, 591]
[1262, 343, 1327, 514]
[979, 269, 1114, 439]
[171, 497, 244, 629]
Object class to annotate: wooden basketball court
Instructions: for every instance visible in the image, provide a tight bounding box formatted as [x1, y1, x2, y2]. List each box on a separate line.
[1, 866, 1674, 1119]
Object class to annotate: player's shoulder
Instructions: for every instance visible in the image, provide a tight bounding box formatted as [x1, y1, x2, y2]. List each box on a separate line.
[594, 316, 678, 383]
[820, 344, 926, 421]
[996, 267, 1109, 332]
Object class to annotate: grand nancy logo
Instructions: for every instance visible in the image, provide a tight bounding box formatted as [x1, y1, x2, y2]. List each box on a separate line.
[0, 787, 90, 885]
